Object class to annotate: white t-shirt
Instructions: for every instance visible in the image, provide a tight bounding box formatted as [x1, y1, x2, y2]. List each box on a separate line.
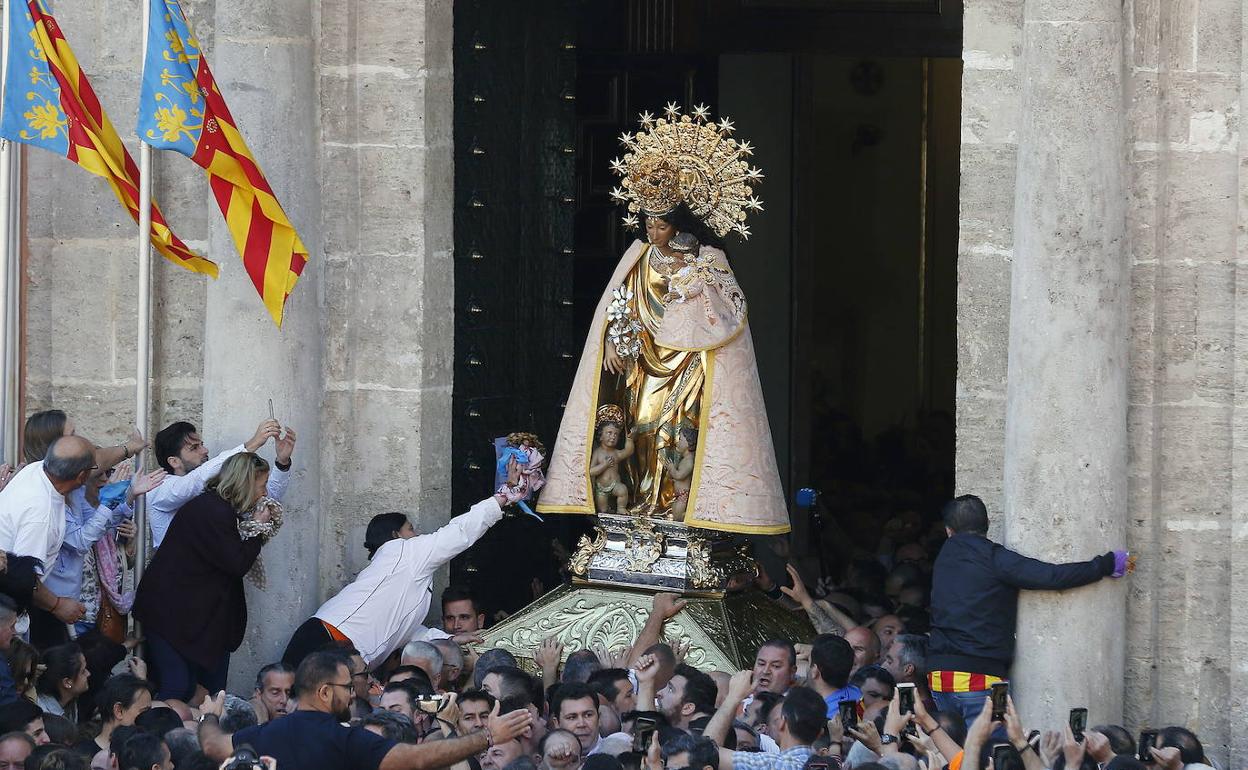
[0, 462, 66, 573]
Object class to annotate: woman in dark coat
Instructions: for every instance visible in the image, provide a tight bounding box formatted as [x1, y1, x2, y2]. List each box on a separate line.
[133, 452, 280, 700]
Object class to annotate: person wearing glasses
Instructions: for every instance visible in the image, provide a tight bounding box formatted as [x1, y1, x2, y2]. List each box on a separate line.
[0, 436, 98, 640]
[133, 452, 284, 702]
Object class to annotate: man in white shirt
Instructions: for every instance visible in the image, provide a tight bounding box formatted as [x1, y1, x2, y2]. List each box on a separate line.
[0, 436, 96, 625]
[147, 418, 294, 547]
[281, 464, 526, 670]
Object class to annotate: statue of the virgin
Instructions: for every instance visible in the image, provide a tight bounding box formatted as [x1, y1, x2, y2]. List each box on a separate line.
[538, 104, 789, 536]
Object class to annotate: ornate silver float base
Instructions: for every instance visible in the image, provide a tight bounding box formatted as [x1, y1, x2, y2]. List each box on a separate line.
[567, 514, 756, 594]
[476, 583, 815, 673]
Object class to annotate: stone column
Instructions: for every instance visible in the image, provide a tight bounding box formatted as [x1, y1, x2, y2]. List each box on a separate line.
[1002, 0, 1128, 726]
[201, 0, 321, 691]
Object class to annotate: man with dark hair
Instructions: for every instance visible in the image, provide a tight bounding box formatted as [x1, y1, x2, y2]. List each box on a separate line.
[807, 635, 858, 716]
[0, 701, 48, 746]
[474, 649, 520, 689]
[89, 673, 154, 755]
[551, 683, 612, 757]
[657, 664, 718, 731]
[662, 734, 719, 770]
[751, 641, 796, 696]
[587, 668, 635, 716]
[0, 436, 98, 629]
[929, 493, 1132, 723]
[198, 649, 534, 770]
[441, 586, 485, 634]
[704, 672, 826, 770]
[146, 418, 292, 548]
[561, 650, 602, 684]
[482, 666, 537, 705]
[1155, 727, 1206, 767]
[380, 680, 435, 738]
[456, 689, 496, 734]
[135, 707, 183, 739]
[251, 662, 295, 724]
[117, 731, 172, 770]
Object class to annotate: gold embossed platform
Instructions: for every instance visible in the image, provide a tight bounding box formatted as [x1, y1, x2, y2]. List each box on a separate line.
[476, 515, 814, 671]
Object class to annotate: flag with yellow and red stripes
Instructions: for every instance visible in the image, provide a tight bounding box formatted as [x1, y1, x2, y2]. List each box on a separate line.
[0, 0, 218, 278]
[138, 0, 307, 327]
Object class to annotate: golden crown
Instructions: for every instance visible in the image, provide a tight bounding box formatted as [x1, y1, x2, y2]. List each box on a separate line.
[596, 404, 626, 429]
[609, 103, 764, 240]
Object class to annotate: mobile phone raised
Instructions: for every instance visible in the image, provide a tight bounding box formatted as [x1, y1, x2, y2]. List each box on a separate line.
[1138, 729, 1159, 762]
[633, 715, 658, 752]
[837, 700, 857, 731]
[1069, 707, 1088, 741]
[990, 682, 1009, 721]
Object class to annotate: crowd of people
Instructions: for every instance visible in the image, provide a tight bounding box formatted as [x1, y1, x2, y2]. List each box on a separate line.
[0, 409, 1218, 770]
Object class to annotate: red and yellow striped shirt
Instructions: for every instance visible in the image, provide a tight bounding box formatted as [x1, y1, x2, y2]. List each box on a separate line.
[928, 670, 1005, 693]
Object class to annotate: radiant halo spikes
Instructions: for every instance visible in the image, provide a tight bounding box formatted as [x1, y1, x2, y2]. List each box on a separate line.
[608, 104, 764, 240]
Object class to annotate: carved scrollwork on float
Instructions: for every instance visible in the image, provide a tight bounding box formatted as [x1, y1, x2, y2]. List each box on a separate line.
[569, 528, 607, 577]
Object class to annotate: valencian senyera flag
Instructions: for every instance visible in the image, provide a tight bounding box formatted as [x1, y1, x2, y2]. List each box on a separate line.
[0, 0, 218, 277]
[139, 0, 308, 327]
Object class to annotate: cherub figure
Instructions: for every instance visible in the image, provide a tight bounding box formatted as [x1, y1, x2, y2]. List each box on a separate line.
[590, 405, 636, 513]
[664, 426, 697, 521]
[496, 431, 547, 518]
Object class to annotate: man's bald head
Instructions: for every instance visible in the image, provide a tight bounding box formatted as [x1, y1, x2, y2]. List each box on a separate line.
[44, 436, 95, 487]
[844, 626, 881, 674]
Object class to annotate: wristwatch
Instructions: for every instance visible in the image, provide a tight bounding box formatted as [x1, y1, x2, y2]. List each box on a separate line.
[880, 734, 899, 745]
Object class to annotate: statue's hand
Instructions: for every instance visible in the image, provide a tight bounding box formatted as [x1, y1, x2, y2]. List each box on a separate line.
[603, 345, 625, 374]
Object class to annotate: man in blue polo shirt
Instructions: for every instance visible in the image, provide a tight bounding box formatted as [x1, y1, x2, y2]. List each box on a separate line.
[806, 635, 860, 717]
[198, 650, 532, 770]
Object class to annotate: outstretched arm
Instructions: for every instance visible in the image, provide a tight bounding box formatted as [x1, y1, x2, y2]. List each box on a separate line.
[619, 428, 638, 461]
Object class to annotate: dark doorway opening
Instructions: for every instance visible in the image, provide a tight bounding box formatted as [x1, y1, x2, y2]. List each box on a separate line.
[452, 0, 962, 621]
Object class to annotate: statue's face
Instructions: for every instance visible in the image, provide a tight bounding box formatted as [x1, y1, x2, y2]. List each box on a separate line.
[601, 424, 620, 447]
[646, 216, 676, 248]
[676, 433, 689, 453]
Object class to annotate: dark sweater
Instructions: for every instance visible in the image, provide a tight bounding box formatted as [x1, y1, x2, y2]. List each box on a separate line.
[132, 491, 262, 668]
[927, 532, 1114, 678]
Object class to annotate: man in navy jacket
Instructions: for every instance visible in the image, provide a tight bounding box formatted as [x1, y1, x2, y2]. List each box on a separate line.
[927, 495, 1132, 723]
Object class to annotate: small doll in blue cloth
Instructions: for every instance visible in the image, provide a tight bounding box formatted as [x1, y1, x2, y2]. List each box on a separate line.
[494, 432, 547, 519]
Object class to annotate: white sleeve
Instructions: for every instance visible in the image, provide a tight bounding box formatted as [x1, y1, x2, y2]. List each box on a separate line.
[408, 497, 504, 577]
[411, 626, 453, 642]
[266, 464, 291, 501]
[146, 444, 246, 511]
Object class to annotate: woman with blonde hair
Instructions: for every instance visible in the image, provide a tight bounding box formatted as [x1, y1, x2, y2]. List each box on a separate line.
[133, 452, 283, 701]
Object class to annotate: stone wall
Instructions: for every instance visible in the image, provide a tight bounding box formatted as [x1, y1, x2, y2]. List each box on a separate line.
[15, 0, 457, 690]
[958, 0, 1248, 760]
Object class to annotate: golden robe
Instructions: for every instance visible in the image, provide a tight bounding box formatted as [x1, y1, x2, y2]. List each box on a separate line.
[537, 239, 790, 534]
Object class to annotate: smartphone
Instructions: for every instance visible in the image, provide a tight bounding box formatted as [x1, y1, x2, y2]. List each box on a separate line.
[633, 715, 658, 752]
[1069, 707, 1088, 741]
[990, 682, 1009, 721]
[1138, 730, 1159, 762]
[992, 744, 1021, 770]
[896, 682, 917, 735]
[837, 700, 857, 731]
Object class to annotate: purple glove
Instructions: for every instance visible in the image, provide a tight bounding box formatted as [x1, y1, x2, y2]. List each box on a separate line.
[1111, 550, 1131, 578]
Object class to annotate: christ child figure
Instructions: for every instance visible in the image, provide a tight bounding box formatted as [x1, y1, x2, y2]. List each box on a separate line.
[590, 407, 636, 513]
[664, 426, 697, 521]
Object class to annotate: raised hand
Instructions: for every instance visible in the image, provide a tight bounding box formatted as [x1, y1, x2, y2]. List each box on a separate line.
[1039, 730, 1063, 768]
[634, 653, 659, 684]
[246, 419, 282, 453]
[726, 669, 754, 702]
[51, 598, 86, 625]
[486, 701, 533, 744]
[780, 563, 814, 608]
[1062, 724, 1086, 770]
[534, 637, 564, 677]
[200, 690, 227, 717]
[275, 427, 297, 465]
[1004, 696, 1027, 748]
[116, 518, 137, 540]
[652, 592, 687, 620]
[847, 719, 883, 754]
[127, 469, 167, 503]
[124, 429, 148, 459]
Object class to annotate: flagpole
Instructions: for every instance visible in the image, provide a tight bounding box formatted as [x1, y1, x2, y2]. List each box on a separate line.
[0, 0, 15, 466]
[134, 0, 153, 584]
[5, 147, 19, 464]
